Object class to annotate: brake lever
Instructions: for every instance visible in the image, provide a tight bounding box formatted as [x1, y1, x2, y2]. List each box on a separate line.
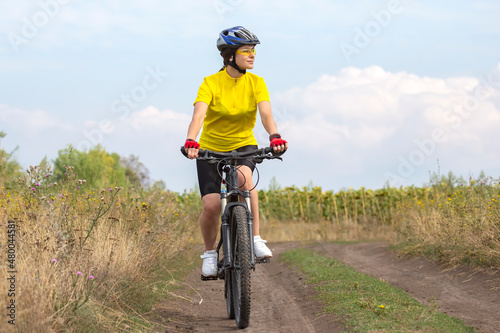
[253, 153, 282, 163]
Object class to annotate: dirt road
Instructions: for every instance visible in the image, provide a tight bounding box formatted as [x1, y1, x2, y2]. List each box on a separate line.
[151, 242, 500, 333]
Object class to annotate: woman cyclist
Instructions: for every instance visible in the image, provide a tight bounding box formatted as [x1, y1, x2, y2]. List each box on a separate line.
[184, 26, 288, 278]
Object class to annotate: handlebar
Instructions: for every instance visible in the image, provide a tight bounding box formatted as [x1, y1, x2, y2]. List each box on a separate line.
[180, 146, 283, 162]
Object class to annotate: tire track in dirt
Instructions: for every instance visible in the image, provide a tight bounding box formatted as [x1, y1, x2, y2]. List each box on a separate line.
[247, 242, 342, 332]
[150, 242, 342, 332]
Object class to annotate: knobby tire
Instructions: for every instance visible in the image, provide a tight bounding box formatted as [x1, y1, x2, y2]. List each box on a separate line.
[231, 205, 251, 329]
[225, 269, 235, 319]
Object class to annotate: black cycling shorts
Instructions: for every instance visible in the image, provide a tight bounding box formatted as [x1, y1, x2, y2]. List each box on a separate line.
[197, 145, 257, 197]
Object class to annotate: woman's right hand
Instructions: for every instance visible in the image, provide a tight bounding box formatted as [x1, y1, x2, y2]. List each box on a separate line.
[185, 139, 200, 159]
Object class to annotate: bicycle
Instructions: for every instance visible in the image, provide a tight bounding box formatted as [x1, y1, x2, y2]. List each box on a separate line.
[181, 146, 283, 329]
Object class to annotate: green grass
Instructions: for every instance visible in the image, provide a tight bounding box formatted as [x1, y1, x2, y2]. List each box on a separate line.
[281, 248, 476, 333]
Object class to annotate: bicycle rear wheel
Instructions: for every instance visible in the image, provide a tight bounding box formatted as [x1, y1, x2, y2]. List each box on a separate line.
[230, 205, 251, 329]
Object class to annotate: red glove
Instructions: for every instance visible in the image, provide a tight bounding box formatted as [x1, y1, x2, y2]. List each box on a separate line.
[185, 139, 199, 149]
[269, 133, 287, 147]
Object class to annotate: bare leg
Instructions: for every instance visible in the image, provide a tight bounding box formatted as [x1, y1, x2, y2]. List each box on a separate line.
[199, 193, 221, 251]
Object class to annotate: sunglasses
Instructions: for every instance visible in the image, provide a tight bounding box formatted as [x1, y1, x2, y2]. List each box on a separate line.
[235, 48, 256, 56]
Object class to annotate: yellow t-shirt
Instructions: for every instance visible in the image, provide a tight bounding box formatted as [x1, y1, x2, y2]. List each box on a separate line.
[194, 68, 270, 151]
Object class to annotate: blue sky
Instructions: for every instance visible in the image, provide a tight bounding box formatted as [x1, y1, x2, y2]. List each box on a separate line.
[1, 0, 500, 192]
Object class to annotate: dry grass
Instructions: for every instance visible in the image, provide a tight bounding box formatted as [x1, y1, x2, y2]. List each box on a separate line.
[259, 218, 397, 243]
[393, 182, 500, 267]
[0, 176, 199, 332]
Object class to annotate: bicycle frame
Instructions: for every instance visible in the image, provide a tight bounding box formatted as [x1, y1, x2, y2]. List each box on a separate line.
[219, 160, 256, 271]
[180, 145, 281, 271]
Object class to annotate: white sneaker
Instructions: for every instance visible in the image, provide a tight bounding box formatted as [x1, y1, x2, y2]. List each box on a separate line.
[200, 250, 218, 277]
[254, 236, 272, 258]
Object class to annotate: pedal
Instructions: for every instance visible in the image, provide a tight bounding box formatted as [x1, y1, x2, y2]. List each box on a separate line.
[201, 274, 218, 281]
[255, 257, 271, 264]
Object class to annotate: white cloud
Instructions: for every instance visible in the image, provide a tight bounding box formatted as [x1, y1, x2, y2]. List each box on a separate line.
[0, 58, 65, 72]
[0, 104, 196, 191]
[95, 106, 195, 190]
[75, 106, 190, 150]
[0, 104, 73, 133]
[0, 0, 218, 53]
[0, 104, 77, 168]
[121, 106, 190, 131]
[271, 64, 500, 189]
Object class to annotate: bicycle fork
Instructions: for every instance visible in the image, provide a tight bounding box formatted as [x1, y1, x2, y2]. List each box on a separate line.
[243, 190, 256, 268]
[220, 190, 232, 269]
[220, 190, 256, 270]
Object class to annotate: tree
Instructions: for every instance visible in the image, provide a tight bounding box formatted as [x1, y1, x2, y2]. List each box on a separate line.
[0, 131, 22, 186]
[53, 145, 128, 188]
[52, 145, 153, 189]
[119, 154, 150, 187]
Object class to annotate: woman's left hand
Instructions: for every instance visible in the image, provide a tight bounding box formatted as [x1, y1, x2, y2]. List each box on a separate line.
[270, 135, 288, 154]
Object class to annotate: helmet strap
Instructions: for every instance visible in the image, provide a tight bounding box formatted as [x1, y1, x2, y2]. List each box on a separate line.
[228, 49, 246, 74]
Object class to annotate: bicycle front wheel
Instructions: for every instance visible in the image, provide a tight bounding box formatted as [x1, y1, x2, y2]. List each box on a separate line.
[231, 205, 251, 329]
[225, 268, 235, 319]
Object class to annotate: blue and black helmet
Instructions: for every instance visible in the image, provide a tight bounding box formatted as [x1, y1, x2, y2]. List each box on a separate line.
[217, 26, 260, 51]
